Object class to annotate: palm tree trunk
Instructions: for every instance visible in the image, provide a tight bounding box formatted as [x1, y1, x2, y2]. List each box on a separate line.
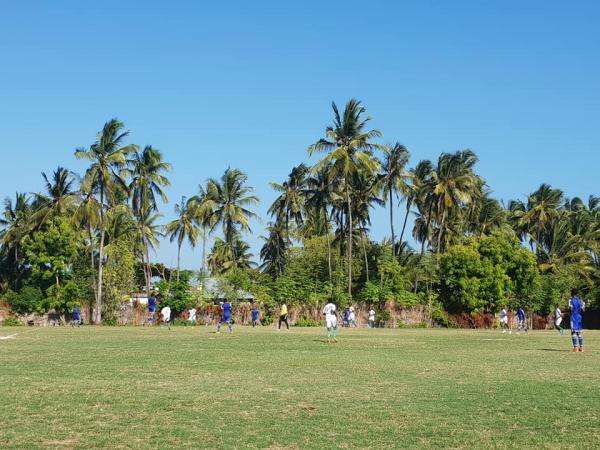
[88, 226, 97, 299]
[415, 201, 434, 294]
[96, 187, 105, 325]
[399, 197, 412, 246]
[345, 180, 353, 296]
[361, 228, 369, 282]
[145, 248, 151, 296]
[437, 209, 446, 254]
[177, 242, 181, 282]
[389, 190, 395, 257]
[202, 228, 207, 274]
[325, 210, 332, 282]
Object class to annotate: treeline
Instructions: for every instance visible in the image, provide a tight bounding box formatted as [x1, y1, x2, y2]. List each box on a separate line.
[1, 100, 598, 324]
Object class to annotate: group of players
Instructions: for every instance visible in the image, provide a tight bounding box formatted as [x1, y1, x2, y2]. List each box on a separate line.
[497, 289, 586, 352]
[142, 289, 587, 350]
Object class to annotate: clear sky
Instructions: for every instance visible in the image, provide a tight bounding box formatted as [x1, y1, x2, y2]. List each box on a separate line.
[1, 0, 598, 270]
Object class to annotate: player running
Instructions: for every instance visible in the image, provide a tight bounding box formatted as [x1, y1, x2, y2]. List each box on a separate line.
[516, 306, 528, 334]
[160, 304, 172, 330]
[322, 301, 338, 343]
[251, 304, 260, 328]
[217, 301, 233, 333]
[71, 304, 81, 327]
[368, 308, 376, 328]
[569, 290, 585, 352]
[554, 304, 564, 335]
[147, 296, 157, 326]
[278, 303, 289, 330]
[499, 307, 510, 333]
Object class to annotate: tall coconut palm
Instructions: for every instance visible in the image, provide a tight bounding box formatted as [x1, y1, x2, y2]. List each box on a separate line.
[189, 185, 216, 276]
[203, 168, 259, 249]
[268, 164, 308, 236]
[308, 99, 382, 296]
[0, 192, 32, 269]
[378, 143, 410, 256]
[127, 145, 171, 291]
[431, 150, 481, 253]
[32, 167, 78, 226]
[164, 197, 200, 281]
[75, 118, 135, 324]
[259, 221, 290, 276]
[305, 166, 335, 280]
[208, 236, 255, 274]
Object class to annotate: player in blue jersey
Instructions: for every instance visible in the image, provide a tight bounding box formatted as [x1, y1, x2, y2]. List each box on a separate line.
[251, 304, 260, 328]
[71, 304, 81, 327]
[217, 301, 233, 333]
[516, 306, 528, 334]
[147, 296, 157, 326]
[569, 289, 585, 352]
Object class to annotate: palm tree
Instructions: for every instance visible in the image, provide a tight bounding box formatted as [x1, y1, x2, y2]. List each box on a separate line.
[430, 150, 481, 253]
[203, 168, 259, 249]
[127, 145, 171, 291]
[378, 143, 410, 256]
[259, 221, 290, 276]
[164, 197, 200, 281]
[308, 99, 382, 295]
[189, 184, 218, 275]
[305, 166, 335, 280]
[0, 192, 32, 270]
[75, 118, 135, 324]
[32, 167, 78, 226]
[208, 236, 255, 274]
[268, 164, 308, 237]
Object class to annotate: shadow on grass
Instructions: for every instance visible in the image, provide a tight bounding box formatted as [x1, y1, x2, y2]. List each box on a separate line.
[535, 348, 571, 352]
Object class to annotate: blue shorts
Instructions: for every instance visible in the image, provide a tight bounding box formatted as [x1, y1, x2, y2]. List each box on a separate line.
[221, 316, 231, 324]
[571, 314, 583, 332]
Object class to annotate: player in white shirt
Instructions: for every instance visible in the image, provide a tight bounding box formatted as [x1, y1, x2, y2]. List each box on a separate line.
[160, 305, 172, 330]
[188, 307, 197, 325]
[554, 304, 563, 335]
[348, 305, 357, 327]
[499, 307, 510, 333]
[368, 308, 376, 328]
[322, 302, 338, 343]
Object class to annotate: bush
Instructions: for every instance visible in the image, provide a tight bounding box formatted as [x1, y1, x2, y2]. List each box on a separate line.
[103, 318, 118, 326]
[3, 316, 22, 326]
[5, 286, 46, 314]
[295, 317, 322, 327]
[431, 303, 453, 328]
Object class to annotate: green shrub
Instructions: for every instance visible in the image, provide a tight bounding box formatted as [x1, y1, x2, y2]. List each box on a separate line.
[103, 318, 118, 326]
[295, 317, 321, 327]
[431, 303, 453, 328]
[5, 286, 46, 314]
[3, 316, 22, 326]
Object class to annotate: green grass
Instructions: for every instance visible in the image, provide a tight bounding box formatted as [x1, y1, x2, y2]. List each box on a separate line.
[1, 326, 599, 449]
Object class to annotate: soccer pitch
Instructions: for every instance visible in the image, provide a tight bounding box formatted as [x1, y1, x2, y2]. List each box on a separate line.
[1, 327, 599, 449]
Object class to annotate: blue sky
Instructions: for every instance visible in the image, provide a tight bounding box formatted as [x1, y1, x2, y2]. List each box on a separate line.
[1, 0, 598, 269]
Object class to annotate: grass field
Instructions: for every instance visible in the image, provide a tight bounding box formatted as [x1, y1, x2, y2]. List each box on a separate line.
[1, 326, 599, 449]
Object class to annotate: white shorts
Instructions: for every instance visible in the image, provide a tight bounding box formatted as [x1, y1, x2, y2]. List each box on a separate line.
[500, 317, 508, 324]
[555, 317, 563, 326]
[326, 315, 337, 328]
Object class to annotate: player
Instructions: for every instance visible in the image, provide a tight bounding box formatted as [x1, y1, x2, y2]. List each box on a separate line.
[322, 301, 338, 343]
[71, 304, 81, 327]
[516, 306, 528, 334]
[348, 305, 357, 327]
[160, 304, 172, 330]
[251, 304, 260, 328]
[217, 301, 233, 333]
[147, 296, 157, 326]
[554, 304, 564, 335]
[278, 303, 289, 330]
[368, 308, 376, 328]
[569, 289, 585, 352]
[188, 307, 197, 326]
[499, 307, 510, 333]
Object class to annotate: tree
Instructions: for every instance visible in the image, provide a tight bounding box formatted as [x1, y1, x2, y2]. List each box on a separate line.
[32, 167, 79, 227]
[260, 221, 290, 276]
[164, 197, 200, 281]
[268, 164, 308, 236]
[127, 145, 171, 292]
[203, 168, 259, 247]
[378, 143, 410, 256]
[208, 236, 255, 274]
[308, 99, 382, 296]
[0, 193, 32, 278]
[75, 118, 135, 323]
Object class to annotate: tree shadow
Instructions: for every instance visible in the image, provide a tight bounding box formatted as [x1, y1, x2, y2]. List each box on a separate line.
[536, 348, 571, 352]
